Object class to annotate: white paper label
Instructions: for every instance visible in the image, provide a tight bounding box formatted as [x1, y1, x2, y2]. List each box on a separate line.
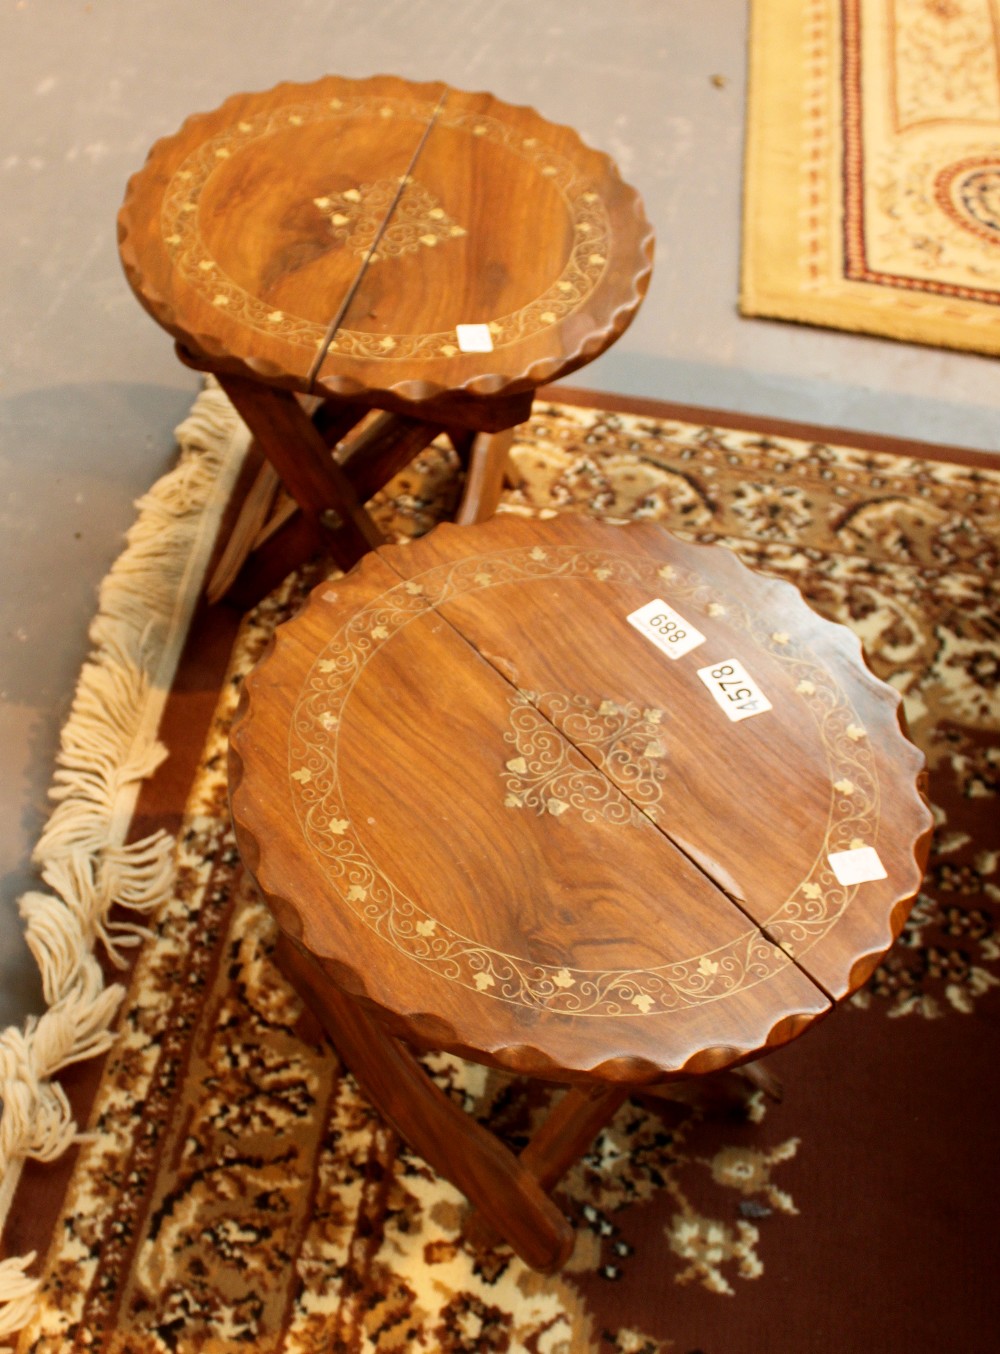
[696, 658, 772, 722]
[828, 846, 887, 886]
[456, 323, 494, 352]
[627, 599, 706, 660]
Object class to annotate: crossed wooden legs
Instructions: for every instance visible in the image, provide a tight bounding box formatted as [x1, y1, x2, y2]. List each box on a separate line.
[204, 370, 520, 606]
[273, 934, 784, 1272]
[274, 934, 628, 1272]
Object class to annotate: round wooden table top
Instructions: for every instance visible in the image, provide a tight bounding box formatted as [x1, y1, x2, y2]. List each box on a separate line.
[118, 74, 654, 415]
[229, 515, 932, 1084]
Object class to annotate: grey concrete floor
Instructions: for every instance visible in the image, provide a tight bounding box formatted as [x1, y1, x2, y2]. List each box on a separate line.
[1, 0, 997, 1029]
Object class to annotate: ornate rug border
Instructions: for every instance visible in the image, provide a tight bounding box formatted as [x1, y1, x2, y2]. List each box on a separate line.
[0, 384, 250, 1337]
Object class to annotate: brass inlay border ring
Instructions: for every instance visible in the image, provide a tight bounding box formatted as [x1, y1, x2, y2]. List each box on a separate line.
[160, 96, 611, 360]
[286, 545, 879, 1015]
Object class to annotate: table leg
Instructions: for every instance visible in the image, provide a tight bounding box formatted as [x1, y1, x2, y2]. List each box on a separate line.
[463, 1082, 630, 1253]
[216, 373, 384, 572]
[274, 934, 575, 1272]
[453, 426, 516, 525]
[205, 457, 282, 603]
[636, 1061, 784, 1115]
[519, 1083, 633, 1191]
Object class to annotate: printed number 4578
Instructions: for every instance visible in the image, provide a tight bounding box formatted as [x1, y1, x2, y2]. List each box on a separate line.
[697, 659, 773, 722]
[710, 663, 754, 703]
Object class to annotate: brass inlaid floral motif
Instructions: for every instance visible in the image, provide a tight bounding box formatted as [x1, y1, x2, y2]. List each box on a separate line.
[501, 693, 669, 825]
[160, 96, 610, 358]
[312, 178, 466, 260]
[286, 543, 884, 1017]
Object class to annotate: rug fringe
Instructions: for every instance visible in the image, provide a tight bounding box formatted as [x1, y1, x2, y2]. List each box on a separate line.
[0, 1258, 39, 1341]
[0, 380, 249, 1338]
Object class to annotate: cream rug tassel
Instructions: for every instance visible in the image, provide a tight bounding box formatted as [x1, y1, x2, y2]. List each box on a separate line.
[0, 381, 250, 1338]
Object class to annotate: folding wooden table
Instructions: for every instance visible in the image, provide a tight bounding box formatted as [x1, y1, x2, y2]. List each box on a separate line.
[229, 514, 932, 1270]
[118, 75, 654, 601]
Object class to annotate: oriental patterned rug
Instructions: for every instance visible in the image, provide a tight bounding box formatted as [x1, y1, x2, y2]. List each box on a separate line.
[3, 390, 999, 1352]
[742, 0, 1000, 354]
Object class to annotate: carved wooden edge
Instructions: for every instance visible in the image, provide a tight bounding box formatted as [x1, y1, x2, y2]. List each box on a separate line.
[117, 75, 445, 389]
[117, 74, 656, 402]
[840, 703, 933, 998]
[226, 537, 799, 1084]
[310, 181, 655, 409]
[792, 593, 933, 1000]
[227, 521, 933, 1082]
[652, 530, 935, 1001]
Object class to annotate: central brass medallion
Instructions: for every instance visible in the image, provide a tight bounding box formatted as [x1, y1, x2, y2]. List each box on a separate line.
[501, 693, 669, 825]
[313, 178, 467, 260]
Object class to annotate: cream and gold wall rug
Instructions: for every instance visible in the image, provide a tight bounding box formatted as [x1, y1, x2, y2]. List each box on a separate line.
[742, 0, 1000, 354]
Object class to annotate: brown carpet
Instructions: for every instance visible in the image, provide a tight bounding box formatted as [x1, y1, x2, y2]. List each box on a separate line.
[6, 391, 1000, 1352]
[742, 0, 1000, 354]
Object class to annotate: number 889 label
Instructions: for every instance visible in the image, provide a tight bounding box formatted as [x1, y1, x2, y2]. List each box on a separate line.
[627, 600, 706, 660]
[696, 659, 773, 722]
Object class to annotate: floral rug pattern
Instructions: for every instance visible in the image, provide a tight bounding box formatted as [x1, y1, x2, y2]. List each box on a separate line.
[14, 400, 1000, 1353]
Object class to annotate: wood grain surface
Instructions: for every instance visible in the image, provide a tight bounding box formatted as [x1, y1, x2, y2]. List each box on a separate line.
[118, 74, 654, 418]
[229, 515, 932, 1084]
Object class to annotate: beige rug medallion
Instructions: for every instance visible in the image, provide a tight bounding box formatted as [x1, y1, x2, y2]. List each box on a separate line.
[742, 0, 1000, 353]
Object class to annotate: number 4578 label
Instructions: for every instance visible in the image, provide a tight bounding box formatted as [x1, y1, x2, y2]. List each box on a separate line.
[697, 658, 772, 722]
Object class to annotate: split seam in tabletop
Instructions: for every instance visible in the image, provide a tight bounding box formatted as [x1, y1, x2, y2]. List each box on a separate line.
[372, 534, 838, 1014]
[306, 88, 450, 390]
